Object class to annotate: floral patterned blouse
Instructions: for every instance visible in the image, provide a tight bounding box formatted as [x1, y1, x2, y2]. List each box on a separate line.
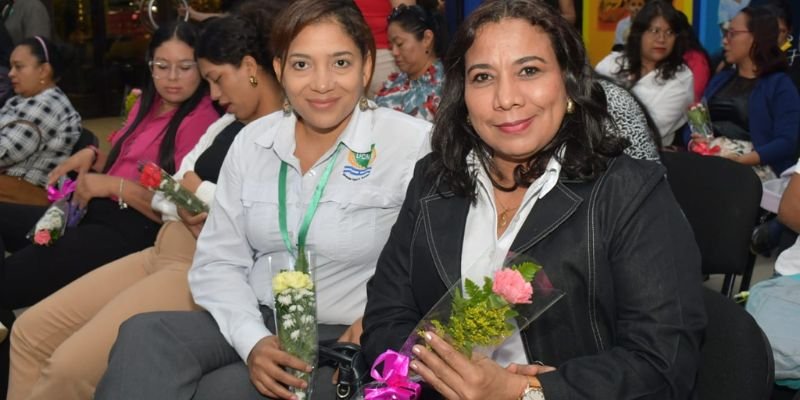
[374, 59, 444, 122]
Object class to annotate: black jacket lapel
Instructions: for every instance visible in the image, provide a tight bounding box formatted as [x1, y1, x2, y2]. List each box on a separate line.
[419, 191, 470, 288]
[511, 182, 583, 254]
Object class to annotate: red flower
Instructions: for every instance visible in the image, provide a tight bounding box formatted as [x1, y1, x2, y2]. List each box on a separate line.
[139, 162, 163, 189]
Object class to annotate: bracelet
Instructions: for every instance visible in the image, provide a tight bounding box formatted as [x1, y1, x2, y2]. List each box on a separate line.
[118, 178, 128, 209]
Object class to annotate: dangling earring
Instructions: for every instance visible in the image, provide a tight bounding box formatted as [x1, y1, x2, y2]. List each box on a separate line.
[282, 98, 293, 116]
[466, 115, 472, 126]
[358, 96, 373, 112]
[249, 75, 258, 87]
[566, 98, 575, 114]
[39, 79, 45, 85]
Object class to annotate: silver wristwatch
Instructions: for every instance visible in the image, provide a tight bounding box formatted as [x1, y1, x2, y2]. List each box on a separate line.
[520, 381, 545, 400]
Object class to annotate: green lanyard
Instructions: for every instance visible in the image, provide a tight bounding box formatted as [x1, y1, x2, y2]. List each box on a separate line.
[278, 144, 342, 257]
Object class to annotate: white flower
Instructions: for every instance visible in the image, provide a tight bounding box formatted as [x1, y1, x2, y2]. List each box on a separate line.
[282, 318, 295, 329]
[290, 330, 300, 340]
[302, 315, 315, 325]
[277, 294, 292, 305]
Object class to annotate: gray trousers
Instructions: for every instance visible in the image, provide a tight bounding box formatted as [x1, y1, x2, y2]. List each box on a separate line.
[95, 307, 346, 400]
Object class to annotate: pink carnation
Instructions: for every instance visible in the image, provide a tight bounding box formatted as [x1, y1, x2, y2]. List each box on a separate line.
[492, 268, 533, 304]
[33, 230, 51, 246]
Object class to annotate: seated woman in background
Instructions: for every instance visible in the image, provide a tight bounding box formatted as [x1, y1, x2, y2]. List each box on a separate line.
[0, 36, 81, 206]
[596, 0, 694, 146]
[362, 0, 705, 398]
[375, 3, 445, 122]
[687, 6, 800, 180]
[0, 21, 218, 394]
[94, 0, 431, 398]
[4, 3, 286, 399]
[678, 11, 711, 102]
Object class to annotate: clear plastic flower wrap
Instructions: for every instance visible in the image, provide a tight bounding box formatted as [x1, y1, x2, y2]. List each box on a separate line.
[138, 161, 208, 214]
[269, 249, 318, 400]
[362, 252, 565, 399]
[27, 178, 86, 246]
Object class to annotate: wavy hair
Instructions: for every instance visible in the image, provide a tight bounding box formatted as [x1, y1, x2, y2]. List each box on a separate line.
[621, 0, 689, 84]
[742, 6, 788, 76]
[104, 21, 211, 175]
[429, 0, 626, 198]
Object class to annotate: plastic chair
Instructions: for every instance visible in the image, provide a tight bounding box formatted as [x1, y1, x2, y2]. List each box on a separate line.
[697, 287, 774, 400]
[661, 151, 762, 296]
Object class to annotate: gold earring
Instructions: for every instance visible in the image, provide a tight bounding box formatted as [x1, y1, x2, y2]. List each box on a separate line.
[249, 75, 258, 87]
[282, 98, 292, 116]
[466, 115, 472, 126]
[358, 96, 373, 112]
[566, 98, 575, 114]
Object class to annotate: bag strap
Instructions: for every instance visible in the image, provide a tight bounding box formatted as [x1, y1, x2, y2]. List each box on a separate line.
[319, 342, 369, 400]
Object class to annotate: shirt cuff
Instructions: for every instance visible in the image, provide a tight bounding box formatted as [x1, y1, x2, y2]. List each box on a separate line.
[232, 319, 274, 364]
[195, 181, 216, 207]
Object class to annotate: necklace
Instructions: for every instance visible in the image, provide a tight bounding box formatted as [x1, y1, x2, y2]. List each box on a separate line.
[496, 197, 519, 230]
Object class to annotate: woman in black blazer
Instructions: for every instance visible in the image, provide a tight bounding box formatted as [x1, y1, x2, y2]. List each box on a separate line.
[361, 1, 707, 399]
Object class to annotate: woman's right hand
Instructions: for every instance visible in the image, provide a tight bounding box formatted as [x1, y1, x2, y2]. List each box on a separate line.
[47, 148, 95, 186]
[247, 336, 312, 399]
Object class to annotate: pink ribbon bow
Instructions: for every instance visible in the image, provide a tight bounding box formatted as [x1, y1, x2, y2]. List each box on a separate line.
[364, 350, 421, 400]
[47, 179, 77, 202]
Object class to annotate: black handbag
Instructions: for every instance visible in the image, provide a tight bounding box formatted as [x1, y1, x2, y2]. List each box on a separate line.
[318, 342, 369, 399]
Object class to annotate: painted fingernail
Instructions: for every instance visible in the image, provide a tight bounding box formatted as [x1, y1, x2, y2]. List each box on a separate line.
[424, 331, 432, 341]
[412, 345, 422, 354]
[410, 362, 418, 370]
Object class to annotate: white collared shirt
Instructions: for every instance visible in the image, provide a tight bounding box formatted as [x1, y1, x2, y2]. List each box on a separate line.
[461, 152, 562, 366]
[595, 52, 694, 145]
[189, 105, 431, 362]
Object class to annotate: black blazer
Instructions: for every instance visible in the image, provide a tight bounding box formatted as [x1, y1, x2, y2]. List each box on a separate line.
[362, 154, 707, 399]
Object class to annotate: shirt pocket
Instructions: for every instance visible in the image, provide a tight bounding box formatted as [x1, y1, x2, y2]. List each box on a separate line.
[314, 185, 397, 263]
[240, 182, 282, 252]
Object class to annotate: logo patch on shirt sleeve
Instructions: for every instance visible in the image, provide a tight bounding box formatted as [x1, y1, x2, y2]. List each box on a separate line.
[343, 144, 377, 181]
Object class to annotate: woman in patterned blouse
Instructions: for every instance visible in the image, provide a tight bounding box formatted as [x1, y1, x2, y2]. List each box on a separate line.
[0, 36, 81, 206]
[374, 4, 445, 122]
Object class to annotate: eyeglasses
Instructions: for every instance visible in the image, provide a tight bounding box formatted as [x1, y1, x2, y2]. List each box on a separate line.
[724, 29, 751, 40]
[644, 27, 676, 39]
[148, 60, 198, 80]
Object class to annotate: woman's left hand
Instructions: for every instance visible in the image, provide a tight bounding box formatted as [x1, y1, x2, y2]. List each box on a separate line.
[410, 331, 529, 400]
[73, 173, 117, 209]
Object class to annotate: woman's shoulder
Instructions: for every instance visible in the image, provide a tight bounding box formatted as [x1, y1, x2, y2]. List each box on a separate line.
[596, 52, 627, 76]
[371, 106, 432, 139]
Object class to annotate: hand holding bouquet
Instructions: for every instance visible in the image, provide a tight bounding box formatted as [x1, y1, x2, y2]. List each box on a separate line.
[138, 161, 209, 214]
[28, 178, 86, 246]
[364, 254, 564, 399]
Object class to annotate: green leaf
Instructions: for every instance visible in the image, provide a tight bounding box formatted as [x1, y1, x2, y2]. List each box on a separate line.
[464, 278, 481, 299]
[515, 261, 542, 282]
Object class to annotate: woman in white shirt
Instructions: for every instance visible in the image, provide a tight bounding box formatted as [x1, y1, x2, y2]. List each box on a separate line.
[94, 0, 431, 399]
[595, 0, 694, 146]
[5, 4, 286, 399]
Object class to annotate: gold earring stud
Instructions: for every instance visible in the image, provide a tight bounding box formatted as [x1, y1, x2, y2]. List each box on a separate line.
[249, 75, 258, 87]
[566, 99, 575, 114]
[358, 96, 373, 112]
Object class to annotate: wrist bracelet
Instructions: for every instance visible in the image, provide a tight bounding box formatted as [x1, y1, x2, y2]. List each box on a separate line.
[118, 178, 128, 209]
[86, 144, 99, 165]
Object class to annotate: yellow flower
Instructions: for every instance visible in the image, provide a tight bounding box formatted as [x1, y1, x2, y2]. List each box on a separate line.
[273, 271, 314, 293]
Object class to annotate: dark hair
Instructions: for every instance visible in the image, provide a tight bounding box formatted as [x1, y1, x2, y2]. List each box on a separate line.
[677, 10, 711, 73]
[271, 0, 376, 90]
[622, 0, 688, 83]
[765, 0, 792, 30]
[387, 4, 447, 58]
[104, 21, 211, 175]
[742, 6, 788, 76]
[17, 36, 65, 81]
[430, 0, 626, 198]
[196, 0, 288, 75]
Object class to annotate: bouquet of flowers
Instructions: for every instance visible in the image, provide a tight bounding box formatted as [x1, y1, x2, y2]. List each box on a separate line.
[364, 253, 564, 399]
[138, 161, 209, 214]
[269, 250, 318, 400]
[27, 178, 86, 246]
[687, 102, 721, 156]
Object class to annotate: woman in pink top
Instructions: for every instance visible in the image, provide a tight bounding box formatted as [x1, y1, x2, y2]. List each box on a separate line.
[0, 21, 218, 390]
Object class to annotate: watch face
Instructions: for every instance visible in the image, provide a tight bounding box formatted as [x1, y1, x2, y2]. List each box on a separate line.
[523, 388, 546, 400]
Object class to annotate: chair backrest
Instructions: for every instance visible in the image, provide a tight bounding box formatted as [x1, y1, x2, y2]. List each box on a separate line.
[697, 287, 774, 400]
[70, 127, 99, 156]
[660, 151, 762, 277]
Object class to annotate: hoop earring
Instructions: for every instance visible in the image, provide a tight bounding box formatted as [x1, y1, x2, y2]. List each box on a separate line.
[282, 98, 292, 116]
[249, 75, 258, 87]
[566, 98, 575, 114]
